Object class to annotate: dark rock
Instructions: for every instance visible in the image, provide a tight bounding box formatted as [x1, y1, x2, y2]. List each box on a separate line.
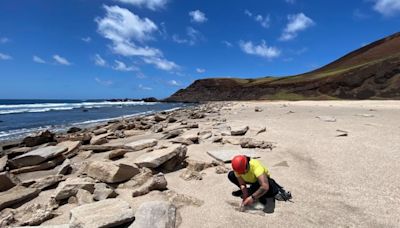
[67, 127, 82, 134]
[162, 129, 183, 139]
[0, 171, 20, 192]
[22, 130, 55, 147]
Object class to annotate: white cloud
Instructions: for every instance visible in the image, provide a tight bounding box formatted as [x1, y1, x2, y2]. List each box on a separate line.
[196, 68, 205, 73]
[280, 13, 314, 41]
[94, 54, 107, 66]
[0, 37, 10, 44]
[53, 54, 71, 65]
[222, 40, 233, 47]
[95, 77, 113, 86]
[168, 80, 180, 86]
[113, 60, 139, 71]
[143, 57, 179, 71]
[82, 37, 92, 42]
[0, 52, 12, 60]
[189, 10, 208, 23]
[245, 10, 270, 28]
[373, 0, 400, 16]
[172, 27, 202, 46]
[115, 0, 168, 11]
[138, 84, 152, 90]
[33, 55, 46, 64]
[239, 40, 281, 59]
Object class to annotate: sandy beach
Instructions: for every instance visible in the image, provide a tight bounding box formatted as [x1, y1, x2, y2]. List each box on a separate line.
[1, 100, 400, 227]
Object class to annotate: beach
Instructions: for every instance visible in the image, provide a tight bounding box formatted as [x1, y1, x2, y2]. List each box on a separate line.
[1, 100, 399, 227]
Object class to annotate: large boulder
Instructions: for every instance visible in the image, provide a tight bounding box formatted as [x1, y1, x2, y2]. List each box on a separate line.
[69, 199, 134, 228]
[134, 145, 187, 169]
[0, 171, 20, 192]
[22, 130, 55, 147]
[10, 146, 67, 168]
[125, 139, 158, 151]
[53, 178, 95, 201]
[0, 186, 40, 211]
[85, 161, 140, 184]
[130, 201, 176, 228]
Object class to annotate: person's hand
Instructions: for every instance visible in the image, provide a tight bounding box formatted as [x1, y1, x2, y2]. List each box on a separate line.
[242, 196, 254, 206]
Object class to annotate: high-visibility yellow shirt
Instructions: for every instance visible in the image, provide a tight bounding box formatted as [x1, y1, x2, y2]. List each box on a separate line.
[235, 159, 270, 183]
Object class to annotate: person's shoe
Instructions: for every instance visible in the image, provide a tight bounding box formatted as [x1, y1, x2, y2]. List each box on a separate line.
[275, 190, 292, 201]
[231, 190, 242, 197]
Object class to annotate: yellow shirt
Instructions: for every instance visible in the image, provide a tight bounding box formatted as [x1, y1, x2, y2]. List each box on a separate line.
[235, 159, 270, 183]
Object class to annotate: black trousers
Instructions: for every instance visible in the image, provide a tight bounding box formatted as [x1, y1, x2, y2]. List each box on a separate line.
[228, 171, 279, 199]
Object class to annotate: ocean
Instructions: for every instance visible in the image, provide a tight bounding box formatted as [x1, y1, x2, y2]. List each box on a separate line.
[0, 99, 190, 142]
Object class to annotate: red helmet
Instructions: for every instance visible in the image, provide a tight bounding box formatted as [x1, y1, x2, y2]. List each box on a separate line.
[231, 155, 248, 174]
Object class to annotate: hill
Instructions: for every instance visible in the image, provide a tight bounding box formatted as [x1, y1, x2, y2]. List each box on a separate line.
[166, 32, 400, 102]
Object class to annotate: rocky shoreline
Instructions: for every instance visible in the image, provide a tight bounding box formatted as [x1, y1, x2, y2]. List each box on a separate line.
[0, 102, 272, 227]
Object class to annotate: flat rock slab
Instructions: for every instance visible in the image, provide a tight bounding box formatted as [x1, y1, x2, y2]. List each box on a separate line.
[85, 161, 140, 184]
[0, 155, 7, 172]
[0, 186, 40, 210]
[10, 146, 67, 168]
[316, 116, 336, 122]
[14, 225, 69, 228]
[130, 201, 176, 228]
[134, 145, 186, 168]
[207, 149, 257, 163]
[70, 198, 134, 228]
[53, 177, 95, 201]
[57, 140, 81, 155]
[125, 139, 157, 151]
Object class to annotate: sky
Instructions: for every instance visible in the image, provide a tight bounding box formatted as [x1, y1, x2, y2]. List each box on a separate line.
[0, 0, 399, 99]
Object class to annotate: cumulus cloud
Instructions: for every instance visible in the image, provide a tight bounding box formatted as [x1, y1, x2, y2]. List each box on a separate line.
[94, 54, 107, 66]
[115, 0, 168, 10]
[280, 13, 314, 41]
[33, 55, 46, 64]
[196, 68, 205, 73]
[373, 0, 400, 16]
[0, 52, 12, 60]
[95, 77, 113, 86]
[168, 80, 181, 86]
[189, 10, 208, 23]
[82, 37, 92, 42]
[0, 37, 10, 44]
[113, 60, 139, 71]
[96, 5, 178, 71]
[53, 55, 71, 65]
[245, 10, 270, 28]
[138, 84, 152, 90]
[239, 40, 281, 59]
[143, 57, 179, 71]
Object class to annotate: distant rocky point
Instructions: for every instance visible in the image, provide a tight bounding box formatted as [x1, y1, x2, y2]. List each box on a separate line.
[107, 97, 158, 102]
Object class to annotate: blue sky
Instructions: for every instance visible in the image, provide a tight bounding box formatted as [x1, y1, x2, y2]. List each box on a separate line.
[0, 0, 399, 99]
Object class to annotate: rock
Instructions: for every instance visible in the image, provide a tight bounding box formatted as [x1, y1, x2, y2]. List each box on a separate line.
[164, 190, 204, 208]
[0, 155, 7, 172]
[207, 149, 257, 163]
[154, 114, 167, 122]
[162, 129, 183, 139]
[93, 128, 108, 135]
[240, 138, 274, 150]
[230, 126, 249, 136]
[90, 132, 111, 145]
[171, 137, 193, 145]
[255, 127, 266, 135]
[152, 124, 164, 133]
[159, 148, 187, 172]
[12, 203, 55, 226]
[255, 107, 263, 112]
[132, 173, 168, 197]
[187, 123, 199, 128]
[189, 112, 205, 119]
[134, 145, 187, 169]
[93, 183, 117, 201]
[67, 127, 82, 133]
[107, 149, 130, 160]
[85, 161, 140, 184]
[22, 130, 55, 147]
[336, 129, 348, 137]
[273, 161, 289, 167]
[118, 168, 153, 189]
[57, 141, 81, 157]
[356, 114, 374, 117]
[57, 159, 72, 175]
[222, 137, 242, 145]
[198, 131, 212, 140]
[70, 199, 134, 228]
[186, 159, 214, 172]
[167, 116, 178, 123]
[10, 146, 67, 168]
[75, 189, 94, 205]
[7, 147, 32, 159]
[316, 116, 336, 122]
[53, 178, 95, 201]
[80, 145, 127, 152]
[10, 156, 64, 174]
[211, 136, 223, 143]
[130, 201, 176, 228]
[0, 186, 40, 211]
[0, 171, 20, 191]
[179, 169, 203, 181]
[215, 165, 230, 174]
[125, 139, 158, 151]
[28, 175, 66, 190]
